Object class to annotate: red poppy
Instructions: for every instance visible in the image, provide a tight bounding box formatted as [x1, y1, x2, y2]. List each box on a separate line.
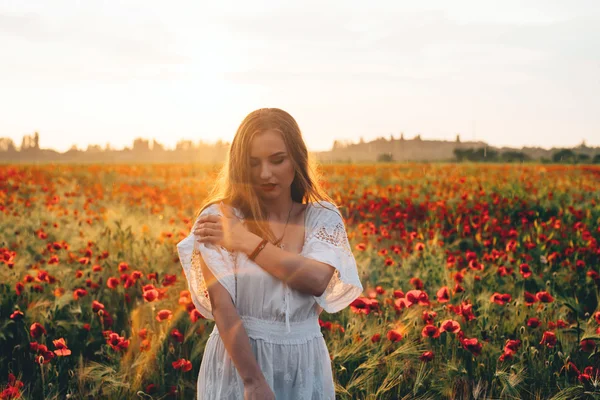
[162, 274, 177, 286]
[140, 338, 151, 352]
[497, 265, 512, 277]
[172, 358, 192, 372]
[519, 263, 532, 278]
[405, 290, 430, 306]
[30, 322, 46, 339]
[524, 291, 538, 306]
[468, 260, 483, 271]
[421, 324, 440, 338]
[73, 288, 88, 300]
[422, 310, 437, 324]
[439, 319, 461, 334]
[92, 300, 105, 313]
[419, 351, 434, 362]
[540, 331, 557, 348]
[30, 343, 55, 364]
[452, 283, 465, 295]
[171, 329, 184, 343]
[15, 282, 24, 296]
[461, 337, 483, 356]
[106, 331, 130, 351]
[143, 289, 159, 302]
[9, 310, 24, 320]
[156, 309, 173, 322]
[350, 297, 374, 315]
[409, 277, 424, 290]
[458, 302, 476, 322]
[436, 286, 450, 303]
[580, 339, 596, 353]
[386, 329, 403, 342]
[131, 270, 143, 280]
[490, 292, 511, 305]
[536, 291, 554, 303]
[106, 277, 120, 289]
[52, 338, 71, 356]
[179, 290, 191, 303]
[189, 309, 205, 323]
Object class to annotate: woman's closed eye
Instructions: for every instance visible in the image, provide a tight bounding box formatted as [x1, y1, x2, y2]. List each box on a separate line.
[251, 158, 285, 167]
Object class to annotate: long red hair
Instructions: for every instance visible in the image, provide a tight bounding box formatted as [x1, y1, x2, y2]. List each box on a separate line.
[195, 108, 336, 243]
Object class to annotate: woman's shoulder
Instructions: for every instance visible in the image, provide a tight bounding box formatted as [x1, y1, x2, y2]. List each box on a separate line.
[198, 203, 220, 217]
[309, 200, 342, 219]
[200, 202, 245, 220]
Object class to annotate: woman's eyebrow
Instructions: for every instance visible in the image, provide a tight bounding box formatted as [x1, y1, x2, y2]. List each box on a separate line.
[250, 151, 287, 160]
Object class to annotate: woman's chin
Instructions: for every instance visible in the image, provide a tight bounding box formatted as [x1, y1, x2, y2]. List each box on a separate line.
[258, 191, 277, 198]
[256, 187, 281, 199]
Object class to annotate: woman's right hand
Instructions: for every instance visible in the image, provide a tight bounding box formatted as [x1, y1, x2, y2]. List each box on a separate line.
[244, 377, 275, 400]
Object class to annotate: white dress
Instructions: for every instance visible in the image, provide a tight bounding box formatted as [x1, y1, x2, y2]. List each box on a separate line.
[177, 200, 363, 400]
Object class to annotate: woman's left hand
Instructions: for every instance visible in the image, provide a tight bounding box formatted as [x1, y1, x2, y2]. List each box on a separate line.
[193, 202, 251, 252]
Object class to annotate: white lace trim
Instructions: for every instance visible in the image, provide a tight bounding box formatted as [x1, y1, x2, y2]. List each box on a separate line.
[308, 221, 353, 257]
[177, 204, 238, 321]
[191, 249, 210, 300]
[304, 207, 363, 314]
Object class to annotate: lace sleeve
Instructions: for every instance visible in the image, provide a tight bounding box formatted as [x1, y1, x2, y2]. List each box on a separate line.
[176, 204, 236, 320]
[303, 205, 363, 313]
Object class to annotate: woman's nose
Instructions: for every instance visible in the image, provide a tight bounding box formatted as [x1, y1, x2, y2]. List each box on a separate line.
[260, 164, 272, 180]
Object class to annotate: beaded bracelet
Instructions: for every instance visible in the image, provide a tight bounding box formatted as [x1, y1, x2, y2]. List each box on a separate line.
[249, 238, 269, 261]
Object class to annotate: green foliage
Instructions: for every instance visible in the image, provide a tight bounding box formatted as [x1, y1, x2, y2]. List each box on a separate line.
[377, 153, 394, 162]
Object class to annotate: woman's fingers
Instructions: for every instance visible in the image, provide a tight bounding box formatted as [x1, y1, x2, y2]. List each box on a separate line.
[197, 236, 218, 244]
[193, 222, 222, 233]
[194, 215, 220, 228]
[194, 227, 222, 237]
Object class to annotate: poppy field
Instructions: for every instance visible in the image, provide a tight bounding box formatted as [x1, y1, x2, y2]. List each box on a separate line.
[1, 163, 599, 399]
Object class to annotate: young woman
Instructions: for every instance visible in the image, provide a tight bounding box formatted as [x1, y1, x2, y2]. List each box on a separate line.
[177, 108, 363, 399]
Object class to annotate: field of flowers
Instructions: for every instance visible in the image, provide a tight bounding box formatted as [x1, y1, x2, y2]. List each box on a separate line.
[1, 163, 599, 399]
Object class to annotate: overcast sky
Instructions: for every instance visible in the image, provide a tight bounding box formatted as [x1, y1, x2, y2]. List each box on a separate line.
[1, 0, 599, 152]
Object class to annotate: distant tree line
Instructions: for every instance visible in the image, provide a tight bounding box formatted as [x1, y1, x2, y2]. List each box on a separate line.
[0, 132, 39, 152]
[452, 147, 600, 164]
[0, 133, 232, 164]
[548, 149, 600, 164]
[2, 132, 599, 164]
[453, 148, 530, 163]
[0, 133, 230, 154]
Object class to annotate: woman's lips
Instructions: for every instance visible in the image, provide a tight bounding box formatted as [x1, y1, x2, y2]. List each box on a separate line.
[260, 184, 277, 191]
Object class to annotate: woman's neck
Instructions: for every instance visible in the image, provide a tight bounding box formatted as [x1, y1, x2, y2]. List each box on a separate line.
[262, 197, 295, 223]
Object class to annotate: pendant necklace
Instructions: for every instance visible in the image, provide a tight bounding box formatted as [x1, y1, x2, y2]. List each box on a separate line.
[272, 202, 294, 250]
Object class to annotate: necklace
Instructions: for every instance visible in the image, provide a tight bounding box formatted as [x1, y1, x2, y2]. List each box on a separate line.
[272, 202, 294, 249]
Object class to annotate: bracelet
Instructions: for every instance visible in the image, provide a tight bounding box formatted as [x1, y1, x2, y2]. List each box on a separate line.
[249, 238, 269, 261]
